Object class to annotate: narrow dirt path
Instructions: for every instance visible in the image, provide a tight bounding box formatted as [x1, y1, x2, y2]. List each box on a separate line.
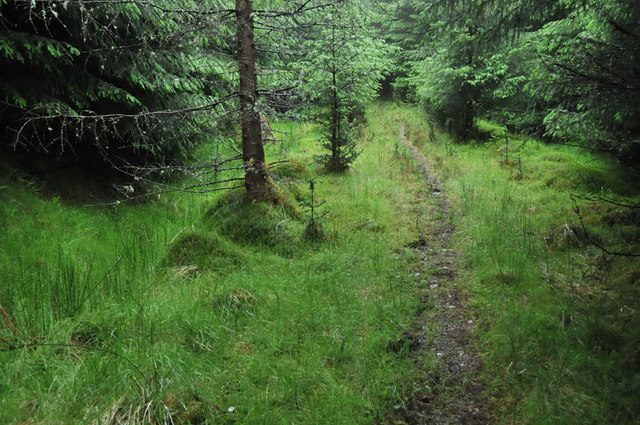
[394, 124, 490, 424]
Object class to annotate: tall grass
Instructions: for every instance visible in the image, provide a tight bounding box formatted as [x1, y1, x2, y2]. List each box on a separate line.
[0, 171, 208, 422]
[7, 102, 636, 424]
[0, 114, 426, 424]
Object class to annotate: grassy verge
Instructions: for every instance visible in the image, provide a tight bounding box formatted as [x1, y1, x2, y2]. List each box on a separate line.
[391, 101, 640, 424]
[0, 113, 427, 423]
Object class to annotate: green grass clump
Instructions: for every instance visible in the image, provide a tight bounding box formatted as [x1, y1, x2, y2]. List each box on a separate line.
[534, 150, 633, 193]
[165, 230, 245, 273]
[205, 190, 303, 256]
[270, 159, 311, 180]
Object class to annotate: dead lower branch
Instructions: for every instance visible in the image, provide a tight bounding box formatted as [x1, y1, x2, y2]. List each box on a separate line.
[570, 194, 640, 258]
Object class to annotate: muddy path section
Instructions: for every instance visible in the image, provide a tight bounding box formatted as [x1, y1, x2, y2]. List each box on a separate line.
[392, 124, 490, 425]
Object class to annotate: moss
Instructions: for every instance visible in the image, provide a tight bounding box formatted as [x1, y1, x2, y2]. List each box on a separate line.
[272, 185, 303, 219]
[205, 190, 302, 256]
[535, 154, 626, 193]
[165, 231, 244, 273]
[475, 120, 507, 142]
[270, 159, 310, 180]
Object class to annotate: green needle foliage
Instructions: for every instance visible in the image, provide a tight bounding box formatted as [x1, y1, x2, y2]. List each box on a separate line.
[386, 0, 640, 167]
[397, 0, 556, 141]
[0, 0, 235, 170]
[299, 0, 392, 172]
[528, 0, 640, 162]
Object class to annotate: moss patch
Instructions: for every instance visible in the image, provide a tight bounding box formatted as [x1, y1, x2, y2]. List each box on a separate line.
[165, 231, 244, 273]
[205, 191, 303, 256]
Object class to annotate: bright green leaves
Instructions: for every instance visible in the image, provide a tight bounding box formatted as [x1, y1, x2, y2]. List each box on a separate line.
[299, 1, 392, 110]
[289, 0, 393, 171]
[388, 0, 562, 139]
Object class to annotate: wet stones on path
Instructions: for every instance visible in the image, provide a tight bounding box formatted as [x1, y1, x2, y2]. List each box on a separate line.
[392, 125, 490, 425]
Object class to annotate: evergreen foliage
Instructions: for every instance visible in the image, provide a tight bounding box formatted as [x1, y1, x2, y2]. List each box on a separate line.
[402, 0, 555, 140]
[378, 0, 426, 101]
[388, 0, 640, 165]
[0, 0, 234, 170]
[299, 0, 391, 172]
[527, 0, 640, 162]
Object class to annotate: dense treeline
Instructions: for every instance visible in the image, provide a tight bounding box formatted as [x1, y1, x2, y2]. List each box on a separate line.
[0, 0, 389, 190]
[3, 0, 639, 178]
[385, 0, 640, 165]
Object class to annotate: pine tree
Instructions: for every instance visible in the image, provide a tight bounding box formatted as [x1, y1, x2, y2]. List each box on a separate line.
[405, 0, 555, 140]
[528, 0, 640, 163]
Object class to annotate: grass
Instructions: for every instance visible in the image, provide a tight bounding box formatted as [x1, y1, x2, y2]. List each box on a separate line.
[0, 113, 427, 424]
[391, 103, 640, 424]
[3, 102, 638, 424]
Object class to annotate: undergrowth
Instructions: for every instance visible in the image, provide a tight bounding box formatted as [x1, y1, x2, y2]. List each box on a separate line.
[5, 102, 637, 424]
[0, 115, 425, 423]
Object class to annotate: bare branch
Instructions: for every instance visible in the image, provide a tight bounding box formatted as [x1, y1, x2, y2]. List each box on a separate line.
[570, 195, 640, 257]
[572, 194, 640, 210]
[254, 0, 346, 18]
[23, 0, 236, 17]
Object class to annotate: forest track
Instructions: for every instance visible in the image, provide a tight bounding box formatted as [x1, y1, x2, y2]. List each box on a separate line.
[393, 124, 490, 425]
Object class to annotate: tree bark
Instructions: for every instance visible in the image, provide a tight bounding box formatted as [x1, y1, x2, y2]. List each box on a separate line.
[330, 27, 341, 167]
[236, 0, 272, 201]
[331, 67, 339, 161]
[462, 25, 476, 141]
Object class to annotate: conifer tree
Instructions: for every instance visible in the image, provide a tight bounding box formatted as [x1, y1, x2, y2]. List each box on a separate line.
[0, 0, 234, 172]
[405, 0, 555, 140]
[299, 0, 391, 172]
[1, 0, 386, 196]
[527, 0, 640, 163]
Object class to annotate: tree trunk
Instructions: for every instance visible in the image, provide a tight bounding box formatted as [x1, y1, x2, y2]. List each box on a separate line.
[461, 82, 474, 141]
[462, 25, 476, 141]
[330, 26, 339, 162]
[236, 0, 272, 201]
[331, 67, 339, 161]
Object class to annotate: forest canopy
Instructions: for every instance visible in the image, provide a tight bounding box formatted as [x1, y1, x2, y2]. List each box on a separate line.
[0, 0, 237, 169]
[0, 0, 393, 197]
[1, 0, 639, 185]
[384, 0, 640, 165]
